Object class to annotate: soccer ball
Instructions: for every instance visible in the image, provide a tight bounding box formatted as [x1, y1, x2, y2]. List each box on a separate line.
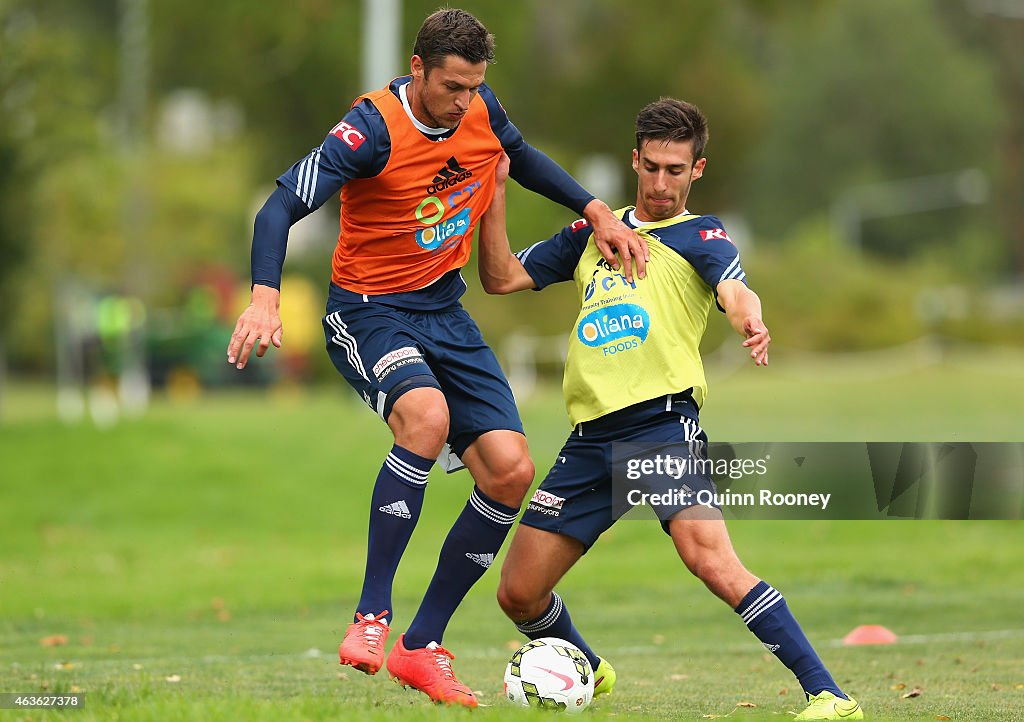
[503, 637, 594, 713]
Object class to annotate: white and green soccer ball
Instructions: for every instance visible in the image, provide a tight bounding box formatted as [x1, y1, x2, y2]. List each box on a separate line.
[503, 637, 594, 713]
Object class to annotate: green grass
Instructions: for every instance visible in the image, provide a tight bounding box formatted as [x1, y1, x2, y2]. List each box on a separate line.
[1, 350, 1022, 721]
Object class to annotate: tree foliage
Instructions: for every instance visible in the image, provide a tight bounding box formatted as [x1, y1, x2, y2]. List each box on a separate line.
[1, 0, 1019, 370]
[743, 0, 1002, 255]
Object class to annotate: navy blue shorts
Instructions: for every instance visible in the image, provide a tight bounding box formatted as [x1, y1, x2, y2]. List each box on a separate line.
[520, 393, 718, 551]
[322, 293, 524, 459]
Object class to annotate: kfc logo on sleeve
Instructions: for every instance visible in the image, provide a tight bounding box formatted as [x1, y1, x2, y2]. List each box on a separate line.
[699, 228, 732, 243]
[330, 121, 366, 151]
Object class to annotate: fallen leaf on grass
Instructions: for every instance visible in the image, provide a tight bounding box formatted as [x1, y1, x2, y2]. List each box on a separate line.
[70, 685, 82, 693]
[165, 674, 181, 683]
[505, 640, 521, 651]
[737, 701, 757, 708]
[778, 687, 788, 696]
[39, 635, 68, 647]
[901, 687, 923, 698]
[53, 662, 75, 670]
[132, 664, 143, 671]
[336, 672, 348, 680]
[991, 683, 1000, 691]
[891, 683, 906, 690]
[669, 674, 688, 681]
[934, 716, 951, 720]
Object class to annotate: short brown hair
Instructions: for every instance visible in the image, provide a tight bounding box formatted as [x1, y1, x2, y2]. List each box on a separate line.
[413, 8, 495, 73]
[635, 98, 709, 160]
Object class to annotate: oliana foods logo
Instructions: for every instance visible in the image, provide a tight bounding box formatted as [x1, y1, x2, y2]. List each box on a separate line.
[577, 303, 650, 354]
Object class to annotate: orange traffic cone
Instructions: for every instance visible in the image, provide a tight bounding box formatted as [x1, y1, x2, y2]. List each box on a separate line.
[843, 624, 898, 645]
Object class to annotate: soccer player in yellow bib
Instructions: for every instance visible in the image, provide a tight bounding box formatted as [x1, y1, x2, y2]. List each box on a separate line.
[478, 99, 862, 721]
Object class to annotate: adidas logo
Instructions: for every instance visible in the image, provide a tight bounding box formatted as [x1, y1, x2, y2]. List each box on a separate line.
[762, 642, 781, 653]
[426, 156, 472, 193]
[379, 500, 412, 519]
[465, 552, 495, 568]
[433, 156, 467, 182]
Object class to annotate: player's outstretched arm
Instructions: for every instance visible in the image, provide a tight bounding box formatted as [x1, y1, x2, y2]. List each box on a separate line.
[478, 154, 537, 295]
[227, 283, 283, 369]
[716, 279, 770, 367]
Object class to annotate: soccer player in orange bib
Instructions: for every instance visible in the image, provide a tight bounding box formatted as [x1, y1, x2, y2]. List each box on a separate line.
[226, 8, 644, 706]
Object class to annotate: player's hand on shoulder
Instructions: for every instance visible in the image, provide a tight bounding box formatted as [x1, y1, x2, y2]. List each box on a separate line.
[584, 201, 648, 283]
[226, 284, 283, 370]
[741, 317, 770, 367]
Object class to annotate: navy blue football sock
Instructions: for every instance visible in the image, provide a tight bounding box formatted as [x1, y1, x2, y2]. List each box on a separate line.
[735, 581, 846, 699]
[404, 487, 519, 649]
[354, 445, 432, 623]
[515, 591, 600, 671]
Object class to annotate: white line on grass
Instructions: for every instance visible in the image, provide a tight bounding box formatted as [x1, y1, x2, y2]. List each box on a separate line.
[10, 628, 1024, 670]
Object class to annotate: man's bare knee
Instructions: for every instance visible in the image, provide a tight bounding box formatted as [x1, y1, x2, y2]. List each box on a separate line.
[490, 456, 535, 504]
[414, 404, 450, 447]
[497, 578, 548, 622]
[463, 432, 535, 507]
[389, 389, 449, 456]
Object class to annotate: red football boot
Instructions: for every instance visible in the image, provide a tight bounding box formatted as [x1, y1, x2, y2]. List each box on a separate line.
[338, 610, 390, 674]
[385, 634, 477, 707]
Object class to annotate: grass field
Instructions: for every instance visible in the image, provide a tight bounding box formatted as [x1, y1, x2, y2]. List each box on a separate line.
[1, 349, 1022, 721]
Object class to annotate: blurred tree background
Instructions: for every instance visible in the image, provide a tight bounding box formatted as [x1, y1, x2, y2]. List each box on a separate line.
[1, 0, 1021, 390]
